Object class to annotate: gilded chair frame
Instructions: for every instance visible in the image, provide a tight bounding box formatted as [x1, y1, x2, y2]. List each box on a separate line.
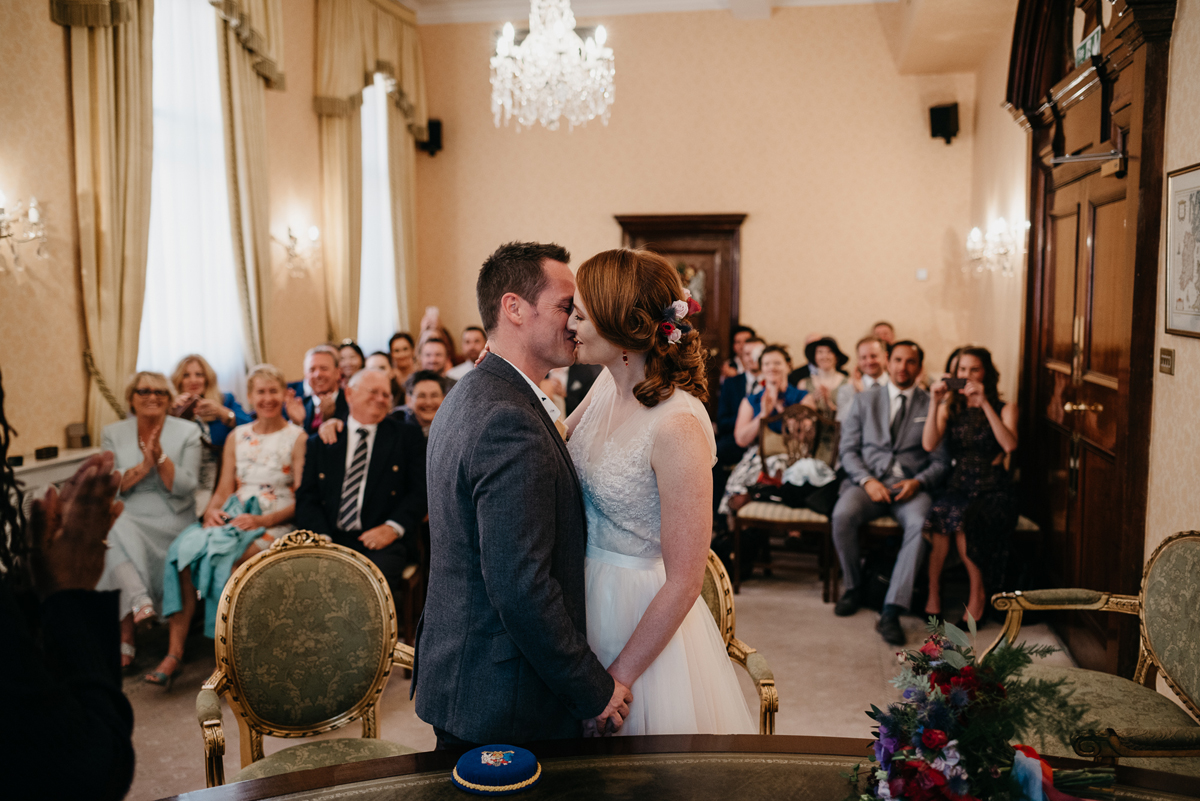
[982, 530, 1200, 764]
[197, 530, 417, 786]
[703, 549, 779, 734]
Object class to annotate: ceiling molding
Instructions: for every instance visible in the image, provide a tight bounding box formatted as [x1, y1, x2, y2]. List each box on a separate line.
[409, 0, 896, 26]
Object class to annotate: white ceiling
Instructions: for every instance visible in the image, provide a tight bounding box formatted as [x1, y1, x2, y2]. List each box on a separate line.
[404, 0, 897, 26]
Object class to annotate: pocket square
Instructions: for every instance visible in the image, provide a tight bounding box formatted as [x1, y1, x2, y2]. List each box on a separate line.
[913, 416, 927, 423]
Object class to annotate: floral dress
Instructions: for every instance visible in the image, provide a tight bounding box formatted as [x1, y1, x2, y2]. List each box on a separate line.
[924, 401, 1018, 590]
[233, 422, 305, 542]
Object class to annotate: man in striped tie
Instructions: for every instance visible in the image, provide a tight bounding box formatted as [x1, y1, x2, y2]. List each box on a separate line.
[295, 369, 427, 606]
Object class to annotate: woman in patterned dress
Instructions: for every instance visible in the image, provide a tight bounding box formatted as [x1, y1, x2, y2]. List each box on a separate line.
[150, 364, 306, 687]
[922, 347, 1019, 624]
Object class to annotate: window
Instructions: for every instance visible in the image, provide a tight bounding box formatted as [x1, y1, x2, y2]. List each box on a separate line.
[137, 0, 246, 394]
[357, 72, 401, 354]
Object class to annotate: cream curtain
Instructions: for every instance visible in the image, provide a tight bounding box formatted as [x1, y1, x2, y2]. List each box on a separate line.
[211, 0, 284, 367]
[52, 0, 155, 438]
[315, 0, 428, 340]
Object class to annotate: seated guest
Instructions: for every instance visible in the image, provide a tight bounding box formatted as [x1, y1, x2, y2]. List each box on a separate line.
[873, 320, 897, 347]
[836, 337, 889, 422]
[798, 336, 850, 416]
[718, 345, 807, 517]
[418, 305, 460, 366]
[719, 324, 757, 382]
[390, 332, 417, 389]
[922, 346, 1018, 624]
[832, 341, 949, 646]
[170, 354, 253, 514]
[286, 345, 347, 434]
[338, 339, 366, 386]
[419, 337, 453, 377]
[96, 372, 201, 668]
[716, 337, 765, 466]
[395, 370, 450, 437]
[296, 369, 427, 605]
[447, 325, 487, 380]
[365, 350, 393, 373]
[156, 365, 306, 686]
[2, 376, 134, 801]
[787, 332, 826, 385]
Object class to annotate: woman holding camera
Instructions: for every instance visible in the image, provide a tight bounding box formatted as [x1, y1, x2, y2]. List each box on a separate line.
[170, 355, 252, 515]
[922, 347, 1018, 624]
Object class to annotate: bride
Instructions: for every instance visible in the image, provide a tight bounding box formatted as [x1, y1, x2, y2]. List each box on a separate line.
[565, 248, 755, 736]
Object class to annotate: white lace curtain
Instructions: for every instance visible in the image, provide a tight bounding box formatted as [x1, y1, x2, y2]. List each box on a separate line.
[136, 0, 247, 395]
[358, 73, 401, 356]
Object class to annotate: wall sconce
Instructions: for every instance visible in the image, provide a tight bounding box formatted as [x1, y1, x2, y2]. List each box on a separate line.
[272, 225, 320, 277]
[965, 217, 1025, 277]
[0, 189, 49, 274]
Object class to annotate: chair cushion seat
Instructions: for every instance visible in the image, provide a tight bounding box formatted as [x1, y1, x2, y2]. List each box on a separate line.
[233, 737, 416, 783]
[735, 502, 828, 524]
[1018, 663, 1200, 777]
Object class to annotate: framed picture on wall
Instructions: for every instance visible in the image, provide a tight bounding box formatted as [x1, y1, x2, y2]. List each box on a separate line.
[1166, 162, 1200, 338]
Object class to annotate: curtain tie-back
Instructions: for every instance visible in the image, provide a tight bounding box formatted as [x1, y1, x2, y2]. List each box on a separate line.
[83, 349, 129, 419]
[50, 0, 131, 27]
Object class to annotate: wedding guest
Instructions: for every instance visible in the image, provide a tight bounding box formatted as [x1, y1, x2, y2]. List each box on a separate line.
[831, 341, 949, 646]
[170, 354, 253, 514]
[447, 326, 487, 380]
[873, 321, 896, 346]
[155, 364, 306, 688]
[2, 370, 133, 800]
[419, 337, 452, 376]
[96, 372, 201, 668]
[798, 337, 850, 416]
[366, 351, 393, 373]
[787, 332, 826, 385]
[286, 345, 347, 435]
[390, 332, 417, 389]
[396, 370, 449, 438]
[338, 339, 366, 386]
[716, 337, 765, 466]
[836, 337, 889, 422]
[922, 346, 1018, 624]
[719, 324, 757, 382]
[418, 306, 460, 366]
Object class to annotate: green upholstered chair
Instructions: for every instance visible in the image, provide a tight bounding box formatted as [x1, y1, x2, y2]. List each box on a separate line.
[195, 530, 418, 787]
[701, 549, 779, 734]
[984, 531, 1200, 777]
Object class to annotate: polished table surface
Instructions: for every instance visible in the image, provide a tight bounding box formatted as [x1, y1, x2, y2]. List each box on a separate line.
[161, 735, 1200, 801]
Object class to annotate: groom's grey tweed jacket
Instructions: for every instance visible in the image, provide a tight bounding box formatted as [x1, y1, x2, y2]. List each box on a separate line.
[412, 354, 614, 743]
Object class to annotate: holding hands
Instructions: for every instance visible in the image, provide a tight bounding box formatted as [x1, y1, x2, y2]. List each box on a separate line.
[586, 676, 633, 737]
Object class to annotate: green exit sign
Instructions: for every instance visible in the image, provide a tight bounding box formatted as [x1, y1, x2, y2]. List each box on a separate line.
[1075, 27, 1102, 66]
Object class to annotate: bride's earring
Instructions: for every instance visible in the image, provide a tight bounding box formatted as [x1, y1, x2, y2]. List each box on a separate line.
[622, 350, 629, 366]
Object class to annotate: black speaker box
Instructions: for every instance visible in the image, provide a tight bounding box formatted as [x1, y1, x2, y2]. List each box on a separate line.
[418, 119, 443, 156]
[930, 103, 959, 144]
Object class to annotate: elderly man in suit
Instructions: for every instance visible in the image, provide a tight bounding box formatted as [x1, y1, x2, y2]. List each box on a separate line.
[832, 340, 949, 646]
[286, 345, 349, 435]
[413, 241, 630, 749]
[294, 368, 426, 603]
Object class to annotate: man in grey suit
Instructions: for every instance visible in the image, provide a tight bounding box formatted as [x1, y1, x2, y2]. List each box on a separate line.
[832, 340, 949, 646]
[412, 242, 632, 749]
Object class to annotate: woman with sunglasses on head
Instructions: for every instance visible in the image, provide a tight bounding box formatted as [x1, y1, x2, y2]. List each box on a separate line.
[95, 371, 202, 669]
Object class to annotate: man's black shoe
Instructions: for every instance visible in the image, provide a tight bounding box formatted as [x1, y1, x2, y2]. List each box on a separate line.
[834, 589, 861, 617]
[876, 612, 906, 646]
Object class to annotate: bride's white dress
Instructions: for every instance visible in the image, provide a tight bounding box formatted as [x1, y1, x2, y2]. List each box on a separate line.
[568, 369, 756, 736]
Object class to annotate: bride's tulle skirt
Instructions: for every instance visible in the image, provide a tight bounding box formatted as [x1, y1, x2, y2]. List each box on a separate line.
[584, 546, 757, 736]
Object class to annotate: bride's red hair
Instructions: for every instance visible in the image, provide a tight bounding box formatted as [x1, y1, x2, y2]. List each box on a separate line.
[576, 248, 708, 408]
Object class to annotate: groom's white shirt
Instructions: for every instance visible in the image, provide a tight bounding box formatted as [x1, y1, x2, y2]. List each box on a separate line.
[496, 354, 561, 423]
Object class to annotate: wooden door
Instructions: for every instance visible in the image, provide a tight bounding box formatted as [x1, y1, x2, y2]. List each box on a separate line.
[615, 214, 746, 418]
[1011, 0, 1173, 676]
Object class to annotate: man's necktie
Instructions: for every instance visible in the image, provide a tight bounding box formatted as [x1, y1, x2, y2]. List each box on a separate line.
[337, 429, 369, 531]
[890, 394, 907, 444]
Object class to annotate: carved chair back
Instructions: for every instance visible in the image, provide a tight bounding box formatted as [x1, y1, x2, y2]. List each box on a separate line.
[758, 404, 839, 471]
[1139, 531, 1200, 718]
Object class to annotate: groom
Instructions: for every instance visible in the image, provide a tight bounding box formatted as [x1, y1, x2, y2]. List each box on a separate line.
[412, 242, 631, 748]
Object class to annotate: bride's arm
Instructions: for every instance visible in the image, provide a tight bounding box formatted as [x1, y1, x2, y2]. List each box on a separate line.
[604, 413, 712, 691]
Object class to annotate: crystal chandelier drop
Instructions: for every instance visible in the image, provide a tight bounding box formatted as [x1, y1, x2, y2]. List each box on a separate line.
[490, 0, 614, 131]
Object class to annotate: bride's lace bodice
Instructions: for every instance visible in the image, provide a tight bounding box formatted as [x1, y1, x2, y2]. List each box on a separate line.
[568, 369, 716, 558]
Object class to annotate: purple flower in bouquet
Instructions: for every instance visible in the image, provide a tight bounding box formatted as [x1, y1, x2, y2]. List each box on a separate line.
[903, 686, 927, 703]
[875, 725, 900, 766]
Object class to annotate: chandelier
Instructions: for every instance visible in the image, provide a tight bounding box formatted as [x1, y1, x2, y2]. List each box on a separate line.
[490, 0, 614, 131]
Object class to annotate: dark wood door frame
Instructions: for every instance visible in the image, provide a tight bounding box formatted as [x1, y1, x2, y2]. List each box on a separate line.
[1008, 0, 1175, 676]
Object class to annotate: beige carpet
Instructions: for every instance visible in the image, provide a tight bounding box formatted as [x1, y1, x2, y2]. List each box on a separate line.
[120, 554, 1072, 800]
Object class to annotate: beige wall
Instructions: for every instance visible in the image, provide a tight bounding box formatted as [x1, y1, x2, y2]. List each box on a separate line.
[0, 4, 88, 457]
[0, 3, 326, 461]
[415, 7, 986, 372]
[964, 12, 1029, 402]
[1147, 0, 1200, 556]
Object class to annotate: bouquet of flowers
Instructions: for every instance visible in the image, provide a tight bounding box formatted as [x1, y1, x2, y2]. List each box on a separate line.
[845, 617, 1115, 801]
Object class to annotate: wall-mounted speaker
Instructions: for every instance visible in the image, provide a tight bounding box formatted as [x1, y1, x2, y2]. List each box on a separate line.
[930, 103, 959, 145]
[418, 119, 443, 156]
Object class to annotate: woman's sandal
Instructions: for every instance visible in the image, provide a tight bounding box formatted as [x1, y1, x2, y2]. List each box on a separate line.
[132, 601, 156, 627]
[120, 641, 137, 670]
[144, 653, 183, 690]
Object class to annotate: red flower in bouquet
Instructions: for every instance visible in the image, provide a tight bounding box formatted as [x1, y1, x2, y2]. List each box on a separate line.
[919, 640, 943, 659]
[921, 729, 949, 750]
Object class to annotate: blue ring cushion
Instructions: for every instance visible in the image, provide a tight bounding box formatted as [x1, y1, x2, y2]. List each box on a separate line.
[451, 745, 541, 795]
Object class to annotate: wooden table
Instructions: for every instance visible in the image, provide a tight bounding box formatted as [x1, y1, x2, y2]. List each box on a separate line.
[159, 735, 1200, 800]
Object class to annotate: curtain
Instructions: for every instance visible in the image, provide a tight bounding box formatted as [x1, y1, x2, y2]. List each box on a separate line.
[137, 0, 247, 394]
[52, 0, 155, 438]
[358, 74, 400, 354]
[212, 0, 284, 367]
[315, 0, 428, 341]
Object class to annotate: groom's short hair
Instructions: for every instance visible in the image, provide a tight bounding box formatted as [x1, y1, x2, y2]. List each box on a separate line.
[477, 241, 571, 333]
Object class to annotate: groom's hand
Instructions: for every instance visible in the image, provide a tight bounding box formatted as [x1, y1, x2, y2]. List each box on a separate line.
[594, 678, 633, 734]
